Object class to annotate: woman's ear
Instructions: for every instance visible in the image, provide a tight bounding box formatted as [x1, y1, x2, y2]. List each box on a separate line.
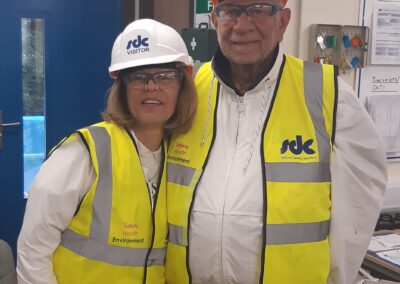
[110, 71, 119, 79]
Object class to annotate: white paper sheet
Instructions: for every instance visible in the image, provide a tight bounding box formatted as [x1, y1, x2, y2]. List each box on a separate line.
[376, 249, 400, 265]
[366, 95, 400, 158]
[371, 2, 400, 65]
[369, 233, 400, 252]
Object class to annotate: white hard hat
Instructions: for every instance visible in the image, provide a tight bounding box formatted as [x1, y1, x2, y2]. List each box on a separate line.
[109, 19, 193, 76]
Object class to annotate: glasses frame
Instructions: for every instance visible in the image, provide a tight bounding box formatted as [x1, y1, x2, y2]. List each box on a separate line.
[215, 3, 283, 22]
[122, 70, 183, 91]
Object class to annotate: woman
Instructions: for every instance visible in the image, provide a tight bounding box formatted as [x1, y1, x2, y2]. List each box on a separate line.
[17, 19, 197, 284]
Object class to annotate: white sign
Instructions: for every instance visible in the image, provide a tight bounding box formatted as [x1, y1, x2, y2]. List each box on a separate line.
[371, 2, 400, 65]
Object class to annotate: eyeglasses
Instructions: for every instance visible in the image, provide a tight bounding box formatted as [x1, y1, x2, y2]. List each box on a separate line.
[215, 3, 282, 22]
[122, 70, 183, 90]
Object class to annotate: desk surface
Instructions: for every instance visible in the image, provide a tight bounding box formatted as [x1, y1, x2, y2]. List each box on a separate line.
[362, 230, 400, 281]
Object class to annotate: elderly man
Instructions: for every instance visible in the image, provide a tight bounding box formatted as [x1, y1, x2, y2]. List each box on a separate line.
[165, 0, 388, 283]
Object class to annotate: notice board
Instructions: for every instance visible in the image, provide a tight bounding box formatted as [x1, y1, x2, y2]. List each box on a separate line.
[358, 0, 400, 160]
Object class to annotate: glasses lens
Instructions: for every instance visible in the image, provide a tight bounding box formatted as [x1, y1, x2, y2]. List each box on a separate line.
[248, 5, 273, 19]
[216, 4, 280, 21]
[124, 71, 182, 90]
[124, 73, 147, 90]
[154, 71, 182, 89]
[217, 5, 241, 21]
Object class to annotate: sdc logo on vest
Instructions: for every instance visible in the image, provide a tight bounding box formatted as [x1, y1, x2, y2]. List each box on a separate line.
[126, 35, 150, 55]
[281, 135, 315, 157]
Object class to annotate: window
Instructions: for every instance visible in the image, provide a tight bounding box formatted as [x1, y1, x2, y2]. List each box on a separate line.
[21, 18, 45, 197]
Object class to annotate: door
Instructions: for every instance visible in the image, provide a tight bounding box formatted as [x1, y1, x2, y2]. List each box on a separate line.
[0, 0, 123, 252]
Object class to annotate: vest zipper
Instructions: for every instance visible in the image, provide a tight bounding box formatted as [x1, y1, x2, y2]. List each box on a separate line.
[127, 130, 163, 284]
[219, 94, 244, 281]
[186, 84, 221, 284]
[142, 143, 165, 284]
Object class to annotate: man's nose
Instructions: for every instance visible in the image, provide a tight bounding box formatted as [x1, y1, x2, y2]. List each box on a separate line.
[234, 11, 254, 30]
[239, 8, 250, 17]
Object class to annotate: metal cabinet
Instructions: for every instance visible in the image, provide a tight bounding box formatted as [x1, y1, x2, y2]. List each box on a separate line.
[309, 24, 369, 73]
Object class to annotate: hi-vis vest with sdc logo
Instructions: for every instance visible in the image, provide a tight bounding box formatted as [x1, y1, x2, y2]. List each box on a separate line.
[52, 121, 167, 284]
[165, 55, 337, 284]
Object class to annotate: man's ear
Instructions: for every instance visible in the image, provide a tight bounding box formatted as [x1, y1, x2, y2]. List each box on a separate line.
[278, 8, 291, 40]
[211, 11, 219, 31]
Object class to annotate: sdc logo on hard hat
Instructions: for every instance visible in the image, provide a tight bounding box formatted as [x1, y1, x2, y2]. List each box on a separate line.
[123, 30, 154, 59]
[126, 34, 150, 55]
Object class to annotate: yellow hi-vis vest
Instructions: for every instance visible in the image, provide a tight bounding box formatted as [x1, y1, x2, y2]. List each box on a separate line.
[52, 121, 168, 284]
[165, 55, 337, 284]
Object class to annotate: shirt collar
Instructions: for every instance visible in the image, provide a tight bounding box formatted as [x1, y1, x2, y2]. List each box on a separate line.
[211, 43, 284, 95]
[130, 130, 161, 157]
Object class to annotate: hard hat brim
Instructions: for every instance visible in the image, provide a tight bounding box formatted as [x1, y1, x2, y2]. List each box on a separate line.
[109, 53, 193, 73]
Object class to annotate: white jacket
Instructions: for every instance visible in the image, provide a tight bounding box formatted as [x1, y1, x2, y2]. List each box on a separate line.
[17, 130, 161, 284]
[188, 47, 388, 284]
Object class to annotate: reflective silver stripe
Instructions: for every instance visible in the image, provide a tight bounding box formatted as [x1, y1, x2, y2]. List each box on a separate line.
[265, 161, 330, 182]
[87, 126, 113, 242]
[303, 62, 331, 168]
[61, 228, 166, 266]
[266, 220, 330, 245]
[265, 62, 331, 182]
[60, 126, 165, 267]
[147, 247, 167, 266]
[168, 223, 185, 246]
[167, 162, 196, 186]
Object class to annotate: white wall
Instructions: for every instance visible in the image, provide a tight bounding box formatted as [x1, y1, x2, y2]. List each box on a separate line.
[282, 0, 400, 208]
[283, 0, 360, 86]
[281, 0, 300, 57]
